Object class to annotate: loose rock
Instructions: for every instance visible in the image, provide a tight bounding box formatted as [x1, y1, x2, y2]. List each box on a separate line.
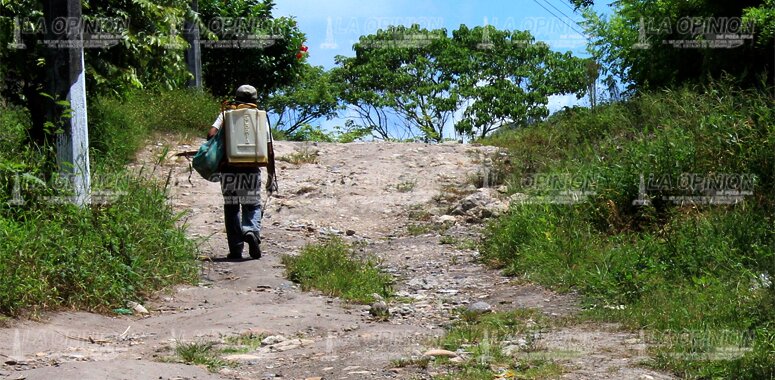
[466, 301, 492, 314]
[369, 300, 390, 318]
[261, 335, 286, 346]
[423, 349, 458, 358]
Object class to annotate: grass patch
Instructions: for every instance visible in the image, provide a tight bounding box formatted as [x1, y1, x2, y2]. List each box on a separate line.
[407, 207, 433, 222]
[175, 341, 231, 372]
[434, 361, 564, 380]
[221, 331, 265, 354]
[0, 167, 199, 316]
[439, 236, 479, 251]
[395, 179, 417, 193]
[433, 309, 564, 379]
[407, 223, 434, 236]
[0, 100, 200, 317]
[439, 235, 459, 245]
[433, 184, 476, 209]
[281, 238, 392, 303]
[406, 220, 452, 237]
[0, 90, 214, 318]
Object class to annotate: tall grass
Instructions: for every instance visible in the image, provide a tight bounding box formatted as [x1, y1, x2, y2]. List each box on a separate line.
[0, 90, 208, 316]
[481, 85, 775, 378]
[89, 88, 218, 167]
[0, 171, 199, 316]
[282, 238, 392, 303]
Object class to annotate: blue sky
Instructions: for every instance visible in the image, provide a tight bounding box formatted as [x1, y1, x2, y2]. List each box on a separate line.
[272, 0, 613, 135]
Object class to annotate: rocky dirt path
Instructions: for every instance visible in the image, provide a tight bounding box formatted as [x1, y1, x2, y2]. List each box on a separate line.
[0, 140, 673, 380]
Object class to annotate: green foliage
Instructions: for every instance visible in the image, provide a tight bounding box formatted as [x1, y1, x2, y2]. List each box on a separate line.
[276, 143, 320, 164]
[0, 0, 194, 99]
[0, 96, 202, 317]
[435, 309, 564, 380]
[83, 0, 194, 95]
[221, 331, 265, 353]
[284, 124, 334, 143]
[480, 85, 775, 378]
[333, 24, 587, 141]
[198, 0, 307, 99]
[343, 24, 456, 141]
[744, 0, 775, 46]
[174, 341, 230, 372]
[267, 64, 342, 135]
[281, 238, 393, 303]
[0, 170, 199, 316]
[89, 89, 218, 167]
[451, 25, 587, 138]
[583, 0, 775, 92]
[331, 120, 372, 143]
[0, 105, 33, 173]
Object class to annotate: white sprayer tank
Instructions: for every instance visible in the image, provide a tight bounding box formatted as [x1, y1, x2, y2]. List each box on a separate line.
[224, 108, 269, 166]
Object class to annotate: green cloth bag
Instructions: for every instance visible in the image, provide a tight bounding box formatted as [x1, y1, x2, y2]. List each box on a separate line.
[192, 127, 224, 182]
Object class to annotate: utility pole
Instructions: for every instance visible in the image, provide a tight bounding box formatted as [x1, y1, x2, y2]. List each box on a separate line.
[184, 0, 202, 88]
[44, 0, 91, 206]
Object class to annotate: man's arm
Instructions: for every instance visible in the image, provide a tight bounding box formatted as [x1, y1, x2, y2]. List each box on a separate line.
[208, 127, 218, 139]
[208, 113, 224, 139]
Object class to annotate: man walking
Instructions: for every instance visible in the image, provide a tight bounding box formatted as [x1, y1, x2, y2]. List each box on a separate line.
[207, 85, 277, 260]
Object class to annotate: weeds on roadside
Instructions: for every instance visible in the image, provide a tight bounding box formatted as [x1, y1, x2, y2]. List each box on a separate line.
[480, 85, 775, 378]
[282, 238, 392, 303]
[395, 179, 417, 192]
[277, 144, 320, 165]
[433, 309, 564, 379]
[89, 89, 218, 168]
[175, 341, 231, 372]
[221, 331, 266, 354]
[0, 168, 199, 316]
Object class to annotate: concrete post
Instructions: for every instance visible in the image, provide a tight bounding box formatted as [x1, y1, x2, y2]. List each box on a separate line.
[185, 0, 202, 88]
[44, 0, 91, 206]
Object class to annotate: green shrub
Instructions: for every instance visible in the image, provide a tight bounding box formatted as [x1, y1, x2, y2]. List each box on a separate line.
[0, 169, 199, 316]
[481, 85, 775, 378]
[282, 238, 392, 303]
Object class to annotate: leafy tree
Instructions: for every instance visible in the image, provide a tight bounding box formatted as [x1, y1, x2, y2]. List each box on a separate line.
[333, 24, 588, 140]
[266, 64, 341, 134]
[330, 54, 397, 140]
[345, 25, 458, 142]
[83, 0, 193, 95]
[197, 0, 307, 100]
[332, 24, 459, 142]
[582, 0, 775, 92]
[0, 0, 194, 145]
[450, 25, 588, 138]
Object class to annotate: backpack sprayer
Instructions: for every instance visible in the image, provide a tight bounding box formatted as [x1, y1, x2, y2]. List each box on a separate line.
[176, 100, 278, 219]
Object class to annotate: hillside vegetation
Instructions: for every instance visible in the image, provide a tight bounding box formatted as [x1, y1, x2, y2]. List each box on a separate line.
[0, 89, 216, 316]
[482, 84, 775, 378]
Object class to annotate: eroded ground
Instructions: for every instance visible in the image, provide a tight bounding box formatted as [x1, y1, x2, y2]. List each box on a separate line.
[0, 139, 673, 380]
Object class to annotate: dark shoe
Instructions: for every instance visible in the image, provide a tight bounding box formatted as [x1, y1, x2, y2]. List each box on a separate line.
[226, 243, 244, 260]
[245, 231, 261, 259]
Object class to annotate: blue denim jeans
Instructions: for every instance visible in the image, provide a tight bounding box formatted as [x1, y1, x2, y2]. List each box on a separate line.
[220, 166, 262, 255]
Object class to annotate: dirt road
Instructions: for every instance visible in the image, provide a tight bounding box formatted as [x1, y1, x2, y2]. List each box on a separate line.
[0, 139, 672, 380]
